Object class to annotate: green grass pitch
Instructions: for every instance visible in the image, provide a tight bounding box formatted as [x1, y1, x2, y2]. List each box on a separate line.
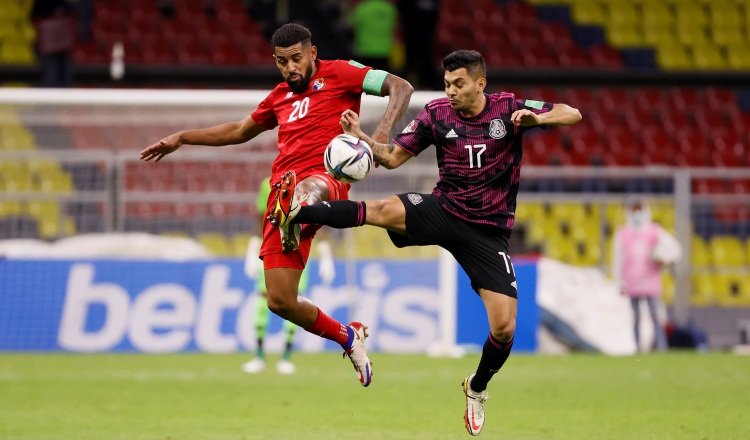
[1, 352, 748, 439]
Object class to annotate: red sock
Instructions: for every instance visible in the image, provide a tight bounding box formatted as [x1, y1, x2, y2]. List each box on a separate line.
[305, 308, 353, 348]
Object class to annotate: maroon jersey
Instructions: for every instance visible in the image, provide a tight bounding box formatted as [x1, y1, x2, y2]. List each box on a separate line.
[393, 93, 553, 229]
[251, 59, 372, 183]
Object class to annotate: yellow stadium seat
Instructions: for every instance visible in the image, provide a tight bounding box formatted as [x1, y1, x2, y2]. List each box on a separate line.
[0, 125, 35, 150]
[571, 3, 607, 25]
[37, 173, 73, 193]
[0, 40, 35, 65]
[650, 202, 675, 230]
[26, 200, 60, 222]
[675, 7, 709, 28]
[515, 201, 543, 223]
[605, 207, 625, 236]
[607, 23, 646, 47]
[656, 43, 694, 70]
[725, 44, 750, 70]
[713, 273, 750, 306]
[544, 237, 577, 263]
[577, 242, 602, 266]
[711, 24, 745, 46]
[662, 272, 675, 304]
[676, 24, 711, 46]
[692, 44, 728, 70]
[526, 218, 558, 247]
[709, 235, 745, 267]
[230, 233, 252, 258]
[0, 200, 23, 217]
[641, 2, 674, 27]
[550, 202, 589, 223]
[606, 2, 639, 26]
[690, 272, 714, 306]
[603, 237, 614, 266]
[197, 233, 230, 257]
[643, 25, 677, 46]
[691, 236, 711, 268]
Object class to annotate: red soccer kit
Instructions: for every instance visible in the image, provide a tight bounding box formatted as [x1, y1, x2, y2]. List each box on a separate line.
[252, 59, 372, 269]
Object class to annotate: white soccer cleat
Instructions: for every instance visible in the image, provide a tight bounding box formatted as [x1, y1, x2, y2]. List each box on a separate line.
[276, 359, 296, 375]
[343, 321, 373, 387]
[268, 170, 302, 252]
[242, 358, 266, 374]
[462, 374, 488, 436]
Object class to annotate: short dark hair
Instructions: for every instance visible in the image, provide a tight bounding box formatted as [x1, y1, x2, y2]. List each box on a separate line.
[442, 50, 486, 78]
[271, 23, 312, 48]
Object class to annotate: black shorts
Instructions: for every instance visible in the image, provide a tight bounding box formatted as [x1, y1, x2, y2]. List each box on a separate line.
[387, 193, 518, 298]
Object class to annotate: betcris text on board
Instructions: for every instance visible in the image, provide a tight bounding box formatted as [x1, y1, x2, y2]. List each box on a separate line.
[56, 261, 440, 353]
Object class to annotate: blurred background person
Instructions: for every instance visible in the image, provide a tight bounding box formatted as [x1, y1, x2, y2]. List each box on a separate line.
[612, 197, 682, 353]
[31, 0, 75, 87]
[348, 0, 397, 71]
[397, 0, 440, 89]
[243, 177, 335, 374]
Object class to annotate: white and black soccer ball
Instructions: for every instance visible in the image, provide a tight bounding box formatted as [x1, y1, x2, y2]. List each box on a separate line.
[323, 134, 373, 183]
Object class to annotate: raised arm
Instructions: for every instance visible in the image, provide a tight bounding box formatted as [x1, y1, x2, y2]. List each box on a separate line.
[511, 103, 582, 128]
[369, 73, 414, 144]
[139, 114, 268, 162]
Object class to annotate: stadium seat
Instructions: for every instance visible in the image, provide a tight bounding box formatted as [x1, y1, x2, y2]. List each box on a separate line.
[198, 232, 231, 256]
[713, 273, 750, 306]
[709, 235, 745, 267]
[691, 273, 715, 306]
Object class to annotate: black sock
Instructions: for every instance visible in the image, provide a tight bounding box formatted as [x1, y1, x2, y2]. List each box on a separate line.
[292, 200, 366, 228]
[471, 334, 514, 392]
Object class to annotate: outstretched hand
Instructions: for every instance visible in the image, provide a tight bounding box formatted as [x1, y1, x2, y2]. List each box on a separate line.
[511, 109, 542, 127]
[140, 133, 181, 162]
[339, 109, 364, 138]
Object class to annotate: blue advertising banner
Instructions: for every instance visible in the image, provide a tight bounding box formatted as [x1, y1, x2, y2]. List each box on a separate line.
[0, 259, 446, 353]
[456, 259, 538, 352]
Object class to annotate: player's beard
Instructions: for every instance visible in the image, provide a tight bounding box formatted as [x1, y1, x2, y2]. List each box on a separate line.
[286, 65, 313, 93]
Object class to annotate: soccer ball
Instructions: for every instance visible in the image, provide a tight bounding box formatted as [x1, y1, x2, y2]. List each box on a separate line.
[323, 134, 373, 183]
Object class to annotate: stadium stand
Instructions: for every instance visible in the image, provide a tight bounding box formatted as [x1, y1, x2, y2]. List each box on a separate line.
[1, 0, 749, 307]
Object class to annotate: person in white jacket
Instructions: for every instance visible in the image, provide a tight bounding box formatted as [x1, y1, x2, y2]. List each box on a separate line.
[612, 197, 682, 353]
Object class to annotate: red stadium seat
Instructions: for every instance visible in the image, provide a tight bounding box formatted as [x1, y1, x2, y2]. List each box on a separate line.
[140, 40, 176, 64]
[212, 42, 246, 65]
[705, 88, 736, 111]
[589, 45, 624, 68]
[670, 87, 705, 110]
[600, 88, 631, 113]
[176, 39, 211, 65]
[693, 178, 726, 193]
[563, 88, 597, 107]
[557, 47, 592, 67]
[73, 42, 108, 65]
[633, 88, 667, 112]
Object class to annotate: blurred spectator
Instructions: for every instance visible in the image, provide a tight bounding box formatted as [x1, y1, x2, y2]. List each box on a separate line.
[31, 0, 75, 87]
[348, 0, 397, 71]
[397, 0, 440, 89]
[612, 197, 682, 353]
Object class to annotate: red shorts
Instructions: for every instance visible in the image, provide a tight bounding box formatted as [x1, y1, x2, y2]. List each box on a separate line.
[260, 172, 349, 270]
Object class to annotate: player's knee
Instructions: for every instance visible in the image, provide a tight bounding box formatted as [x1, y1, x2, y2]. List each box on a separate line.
[365, 198, 399, 225]
[297, 177, 329, 203]
[266, 292, 295, 318]
[490, 319, 516, 343]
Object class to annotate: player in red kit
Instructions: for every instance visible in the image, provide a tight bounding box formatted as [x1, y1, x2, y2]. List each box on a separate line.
[140, 23, 413, 387]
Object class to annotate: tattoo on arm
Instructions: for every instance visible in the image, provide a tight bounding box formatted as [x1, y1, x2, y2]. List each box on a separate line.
[371, 142, 396, 169]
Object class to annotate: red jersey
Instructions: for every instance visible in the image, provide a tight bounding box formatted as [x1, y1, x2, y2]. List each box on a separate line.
[251, 59, 372, 183]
